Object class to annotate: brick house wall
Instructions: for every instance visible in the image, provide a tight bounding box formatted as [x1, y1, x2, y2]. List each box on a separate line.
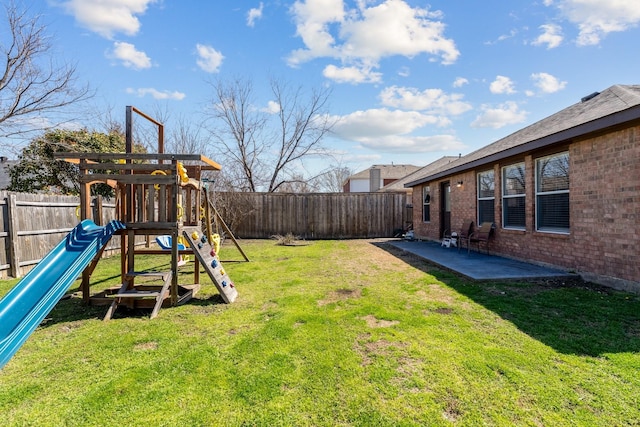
[411, 123, 640, 290]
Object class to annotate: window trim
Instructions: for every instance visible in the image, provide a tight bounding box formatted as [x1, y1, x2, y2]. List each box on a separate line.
[535, 152, 570, 234]
[501, 162, 526, 230]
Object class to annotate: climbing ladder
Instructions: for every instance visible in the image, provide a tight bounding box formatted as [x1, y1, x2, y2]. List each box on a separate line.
[182, 227, 238, 303]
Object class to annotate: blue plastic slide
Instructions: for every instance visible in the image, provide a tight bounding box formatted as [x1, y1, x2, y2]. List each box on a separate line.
[0, 219, 125, 369]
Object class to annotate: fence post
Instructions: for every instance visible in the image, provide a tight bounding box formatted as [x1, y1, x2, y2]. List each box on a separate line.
[7, 193, 21, 278]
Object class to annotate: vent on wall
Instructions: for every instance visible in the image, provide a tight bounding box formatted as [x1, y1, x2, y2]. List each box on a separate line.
[581, 91, 600, 103]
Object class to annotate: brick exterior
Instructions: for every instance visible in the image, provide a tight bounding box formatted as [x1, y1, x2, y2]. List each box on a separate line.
[412, 124, 640, 290]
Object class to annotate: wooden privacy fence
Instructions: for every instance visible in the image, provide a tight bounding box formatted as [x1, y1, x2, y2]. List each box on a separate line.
[0, 191, 411, 278]
[0, 191, 120, 279]
[223, 192, 411, 239]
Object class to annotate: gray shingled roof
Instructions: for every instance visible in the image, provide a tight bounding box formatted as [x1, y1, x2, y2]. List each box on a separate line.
[378, 156, 458, 192]
[406, 84, 640, 187]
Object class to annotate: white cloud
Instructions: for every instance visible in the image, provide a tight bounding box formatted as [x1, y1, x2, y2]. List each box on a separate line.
[547, 0, 640, 45]
[126, 88, 186, 100]
[328, 108, 465, 153]
[288, 0, 459, 82]
[471, 101, 528, 129]
[332, 109, 445, 139]
[484, 28, 518, 46]
[379, 86, 472, 116]
[108, 42, 151, 70]
[350, 134, 464, 153]
[532, 23, 564, 48]
[531, 72, 567, 93]
[342, 153, 383, 163]
[288, 0, 344, 65]
[490, 76, 516, 94]
[59, 0, 157, 39]
[453, 77, 468, 88]
[397, 67, 410, 77]
[196, 44, 224, 73]
[247, 2, 264, 27]
[262, 100, 281, 114]
[323, 64, 382, 84]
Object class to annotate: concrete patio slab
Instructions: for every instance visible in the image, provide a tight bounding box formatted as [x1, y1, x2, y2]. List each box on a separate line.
[385, 239, 576, 281]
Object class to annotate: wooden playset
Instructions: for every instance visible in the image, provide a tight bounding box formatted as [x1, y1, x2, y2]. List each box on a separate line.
[57, 106, 247, 319]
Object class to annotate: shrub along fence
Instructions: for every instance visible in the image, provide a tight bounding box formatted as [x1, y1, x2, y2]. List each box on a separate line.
[218, 192, 411, 239]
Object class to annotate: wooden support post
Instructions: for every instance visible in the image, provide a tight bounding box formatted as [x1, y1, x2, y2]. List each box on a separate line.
[213, 204, 250, 262]
[194, 257, 200, 285]
[125, 106, 134, 154]
[171, 228, 179, 305]
[127, 229, 135, 286]
[7, 193, 20, 278]
[94, 195, 103, 226]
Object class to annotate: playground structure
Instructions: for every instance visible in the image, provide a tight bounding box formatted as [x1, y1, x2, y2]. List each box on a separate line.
[63, 106, 248, 318]
[0, 106, 247, 368]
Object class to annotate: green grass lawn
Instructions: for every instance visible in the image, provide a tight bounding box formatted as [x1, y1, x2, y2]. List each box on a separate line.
[1, 239, 639, 426]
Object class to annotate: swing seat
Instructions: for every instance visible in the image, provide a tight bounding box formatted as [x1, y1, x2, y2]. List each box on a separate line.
[155, 235, 186, 251]
[155, 236, 188, 266]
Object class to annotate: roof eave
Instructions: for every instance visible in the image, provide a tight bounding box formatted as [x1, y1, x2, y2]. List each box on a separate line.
[405, 105, 640, 188]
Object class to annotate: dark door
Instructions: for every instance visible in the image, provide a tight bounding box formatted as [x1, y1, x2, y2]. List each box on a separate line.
[440, 181, 451, 238]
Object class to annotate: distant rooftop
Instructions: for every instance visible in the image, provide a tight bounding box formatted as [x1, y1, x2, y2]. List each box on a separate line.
[349, 164, 420, 181]
[379, 157, 458, 192]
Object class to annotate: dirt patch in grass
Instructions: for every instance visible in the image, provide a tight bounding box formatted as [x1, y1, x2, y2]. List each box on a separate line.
[392, 356, 427, 393]
[433, 307, 454, 315]
[134, 341, 158, 351]
[354, 336, 407, 366]
[318, 288, 362, 306]
[416, 284, 459, 304]
[361, 314, 399, 328]
[262, 301, 279, 310]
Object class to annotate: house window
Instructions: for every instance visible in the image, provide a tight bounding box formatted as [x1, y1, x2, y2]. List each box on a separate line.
[422, 186, 431, 222]
[502, 163, 525, 229]
[535, 152, 569, 233]
[477, 170, 495, 224]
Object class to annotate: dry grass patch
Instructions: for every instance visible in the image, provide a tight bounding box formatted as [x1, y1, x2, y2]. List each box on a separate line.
[317, 287, 362, 306]
[361, 314, 399, 328]
[133, 341, 158, 351]
[354, 334, 407, 366]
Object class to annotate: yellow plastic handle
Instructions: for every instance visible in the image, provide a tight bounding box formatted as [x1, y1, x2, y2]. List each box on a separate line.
[151, 170, 167, 190]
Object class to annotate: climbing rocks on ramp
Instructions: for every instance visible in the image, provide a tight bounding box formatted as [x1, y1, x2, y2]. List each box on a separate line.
[182, 227, 238, 303]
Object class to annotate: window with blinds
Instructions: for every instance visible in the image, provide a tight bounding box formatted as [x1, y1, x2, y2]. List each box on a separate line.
[422, 186, 431, 222]
[535, 152, 569, 233]
[477, 170, 495, 224]
[502, 162, 525, 229]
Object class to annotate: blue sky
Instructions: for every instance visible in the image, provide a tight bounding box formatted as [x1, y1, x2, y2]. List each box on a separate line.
[14, 0, 640, 172]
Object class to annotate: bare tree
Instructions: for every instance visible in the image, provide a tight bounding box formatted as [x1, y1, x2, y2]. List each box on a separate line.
[167, 115, 212, 156]
[275, 172, 318, 193]
[205, 76, 334, 192]
[313, 165, 354, 192]
[0, 2, 91, 147]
